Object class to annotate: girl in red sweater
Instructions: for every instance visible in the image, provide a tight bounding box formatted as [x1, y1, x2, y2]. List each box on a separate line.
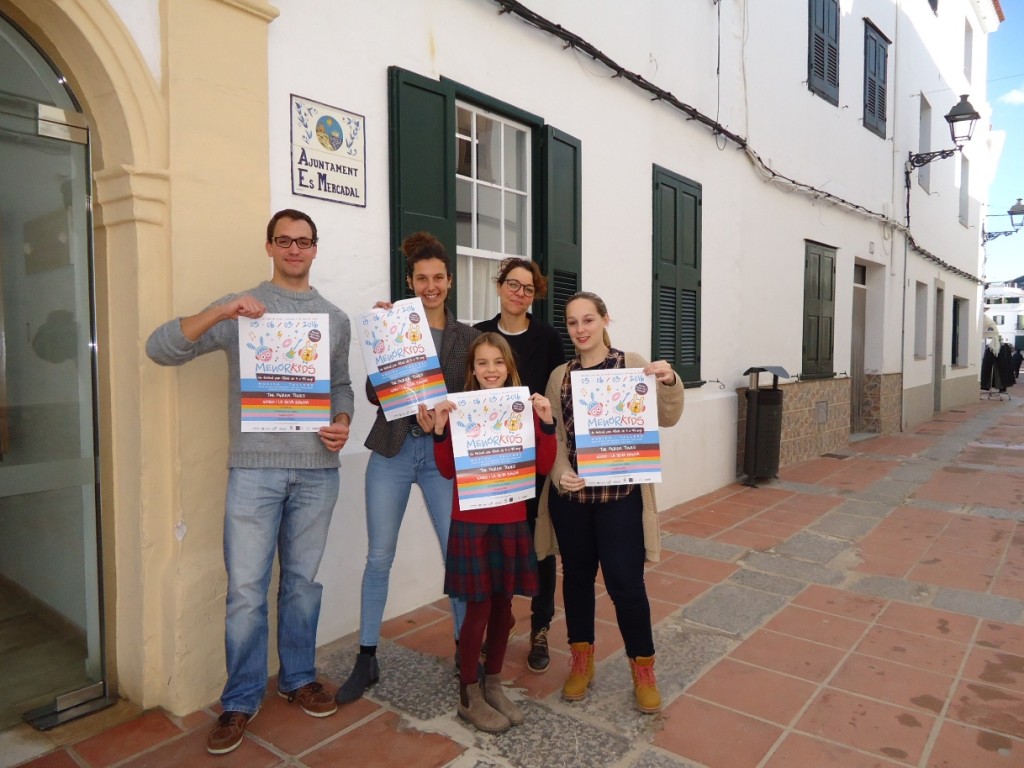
[420, 332, 555, 733]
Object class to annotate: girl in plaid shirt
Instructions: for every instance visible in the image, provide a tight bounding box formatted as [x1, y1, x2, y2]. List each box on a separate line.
[425, 333, 556, 733]
[539, 292, 684, 713]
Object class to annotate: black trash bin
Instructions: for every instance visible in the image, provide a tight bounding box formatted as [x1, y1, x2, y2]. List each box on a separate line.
[742, 366, 790, 486]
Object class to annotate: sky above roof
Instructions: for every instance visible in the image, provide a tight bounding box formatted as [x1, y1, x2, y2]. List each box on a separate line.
[985, 10, 1024, 282]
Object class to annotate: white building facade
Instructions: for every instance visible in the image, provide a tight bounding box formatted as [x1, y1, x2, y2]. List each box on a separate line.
[0, 0, 1001, 720]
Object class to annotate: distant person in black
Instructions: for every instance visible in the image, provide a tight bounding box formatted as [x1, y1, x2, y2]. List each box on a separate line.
[474, 257, 566, 673]
[1013, 348, 1023, 381]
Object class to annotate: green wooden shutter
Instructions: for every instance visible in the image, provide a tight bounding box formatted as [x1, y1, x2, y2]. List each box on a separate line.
[652, 166, 701, 384]
[863, 23, 888, 138]
[387, 67, 457, 306]
[802, 243, 836, 377]
[808, 0, 840, 105]
[542, 126, 582, 360]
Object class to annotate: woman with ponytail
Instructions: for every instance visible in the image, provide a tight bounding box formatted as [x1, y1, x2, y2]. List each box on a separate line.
[336, 232, 479, 704]
[536, 291, 683, 714]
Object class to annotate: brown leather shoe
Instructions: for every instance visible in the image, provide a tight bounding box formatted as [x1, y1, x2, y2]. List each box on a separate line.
[206, 709, 257, 754]
[527, 627, 550, 673]
[278, 681, 337, 717]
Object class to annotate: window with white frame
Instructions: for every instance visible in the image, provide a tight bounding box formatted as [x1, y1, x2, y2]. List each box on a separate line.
[455, 103, 531, 323]
[388, 67, 582, 338]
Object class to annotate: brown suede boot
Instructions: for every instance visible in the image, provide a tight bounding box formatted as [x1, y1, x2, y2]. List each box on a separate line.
[561, 642, 595, 701]
[483, 674, 524, 726]
[458, 682, 510, 733]
[630, 655, 662, 713]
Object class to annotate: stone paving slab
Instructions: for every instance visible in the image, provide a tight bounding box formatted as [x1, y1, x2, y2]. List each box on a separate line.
[906, 498, 972, 513]
[850, 478, 919, 504]
[321, 640, 456, 721]
[771, 531, 851, 564]
[972, 505, 1024, 522]
[886, 462, 940, 482]
[627, 750, 701, 768]
[564, 620, 732, 738]
[921, 443, 968, 461]
[740, 551, 844, 585]
[478, 700, 634, 768]
[680, 583, 788, 636]
[847, 575, 937, 605]
[660, 533, 745, 562]
[832, 499, 894, 518]
[727, 569, 806, 597]
[933, 588, 1024, 623]
[810, 511, 880, 540]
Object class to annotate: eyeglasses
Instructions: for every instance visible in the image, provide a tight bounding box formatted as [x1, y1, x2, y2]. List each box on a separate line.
[502, 278, 536, 297]
[271, 236, 316, 249]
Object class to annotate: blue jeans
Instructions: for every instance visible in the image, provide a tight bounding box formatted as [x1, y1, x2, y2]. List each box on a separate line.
[221, 467, 339, 714]
[548, 487, 654, 658]
[360, 435, 466, 645]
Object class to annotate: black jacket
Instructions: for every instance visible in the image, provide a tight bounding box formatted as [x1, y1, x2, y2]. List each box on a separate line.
[474, 313, 566, 396]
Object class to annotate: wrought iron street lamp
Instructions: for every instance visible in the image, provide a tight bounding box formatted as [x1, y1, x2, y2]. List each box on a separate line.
[906, 95, 981, 168]
[1011, 198, 1024, 230]
[982, 199, 1024, 243]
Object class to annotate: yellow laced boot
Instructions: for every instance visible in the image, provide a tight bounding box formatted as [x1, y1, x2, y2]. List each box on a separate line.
[630, 655, 662, 713]
[562, 642, 595, 701]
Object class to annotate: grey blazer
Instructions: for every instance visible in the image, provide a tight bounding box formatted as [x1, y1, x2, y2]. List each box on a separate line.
[363, 306, 480, 458]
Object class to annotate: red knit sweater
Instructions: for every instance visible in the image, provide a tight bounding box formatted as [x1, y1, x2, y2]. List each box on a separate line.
[434, 414, 556, 523]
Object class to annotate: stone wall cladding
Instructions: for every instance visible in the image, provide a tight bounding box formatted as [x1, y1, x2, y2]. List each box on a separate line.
[859, 372, 902, 435]
[862, 374, 882, 432]
[879, 373, 902, 434]
[736, 375, 903, 475]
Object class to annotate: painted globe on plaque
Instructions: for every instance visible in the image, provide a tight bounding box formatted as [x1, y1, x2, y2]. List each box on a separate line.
[315, 115, 344, 151]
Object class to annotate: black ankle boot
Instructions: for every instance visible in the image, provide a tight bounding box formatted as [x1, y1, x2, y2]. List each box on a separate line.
[335, 652, 380, 704]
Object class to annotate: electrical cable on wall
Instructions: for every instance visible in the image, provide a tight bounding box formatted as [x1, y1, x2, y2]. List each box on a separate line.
[489, 0, 981, 285]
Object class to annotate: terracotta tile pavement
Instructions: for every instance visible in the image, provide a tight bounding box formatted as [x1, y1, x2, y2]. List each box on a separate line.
[8, 398, 1024, 768]
[795, 688, 936, 765]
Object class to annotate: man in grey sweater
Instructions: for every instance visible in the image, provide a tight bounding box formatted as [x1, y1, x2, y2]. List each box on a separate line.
[146, 209, 353, 755]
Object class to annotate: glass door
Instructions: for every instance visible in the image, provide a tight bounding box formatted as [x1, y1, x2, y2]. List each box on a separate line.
[0, 14, 109, 731]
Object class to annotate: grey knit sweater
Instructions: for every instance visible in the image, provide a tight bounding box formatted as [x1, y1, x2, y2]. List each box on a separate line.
[146, 281, 354, 469]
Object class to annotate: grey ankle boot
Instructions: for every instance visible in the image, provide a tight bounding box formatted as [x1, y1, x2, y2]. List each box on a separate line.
[458, 682, 510, 733]
[483, 674, 524, 726]
[335, 652, 380, 704]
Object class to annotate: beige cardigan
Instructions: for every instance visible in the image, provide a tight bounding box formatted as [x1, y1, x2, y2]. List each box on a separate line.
[535, 352, 685, 563]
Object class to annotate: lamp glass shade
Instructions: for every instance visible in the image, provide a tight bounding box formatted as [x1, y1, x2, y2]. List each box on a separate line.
[1010, 199, 1024, 231]
[944, 94, 980, 146]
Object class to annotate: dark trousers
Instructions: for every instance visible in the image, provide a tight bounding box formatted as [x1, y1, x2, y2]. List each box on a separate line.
[548, 486, 654, 658]
[526, 475, 556, 633]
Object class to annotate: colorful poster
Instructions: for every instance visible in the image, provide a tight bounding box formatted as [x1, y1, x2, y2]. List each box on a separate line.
[570, 369, 662, 486]
[357, 298, 447, 421]
[238, 314, 331, 432]
[450, 387, 536, 511]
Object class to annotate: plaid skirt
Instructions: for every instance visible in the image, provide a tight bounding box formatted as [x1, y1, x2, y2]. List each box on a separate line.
[444, 519, 539, 602]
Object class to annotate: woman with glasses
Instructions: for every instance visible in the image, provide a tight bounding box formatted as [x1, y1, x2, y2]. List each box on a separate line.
[536, 291, 683, 713]
[474, 258, 566, 673]
[335, 232, 479, 704]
